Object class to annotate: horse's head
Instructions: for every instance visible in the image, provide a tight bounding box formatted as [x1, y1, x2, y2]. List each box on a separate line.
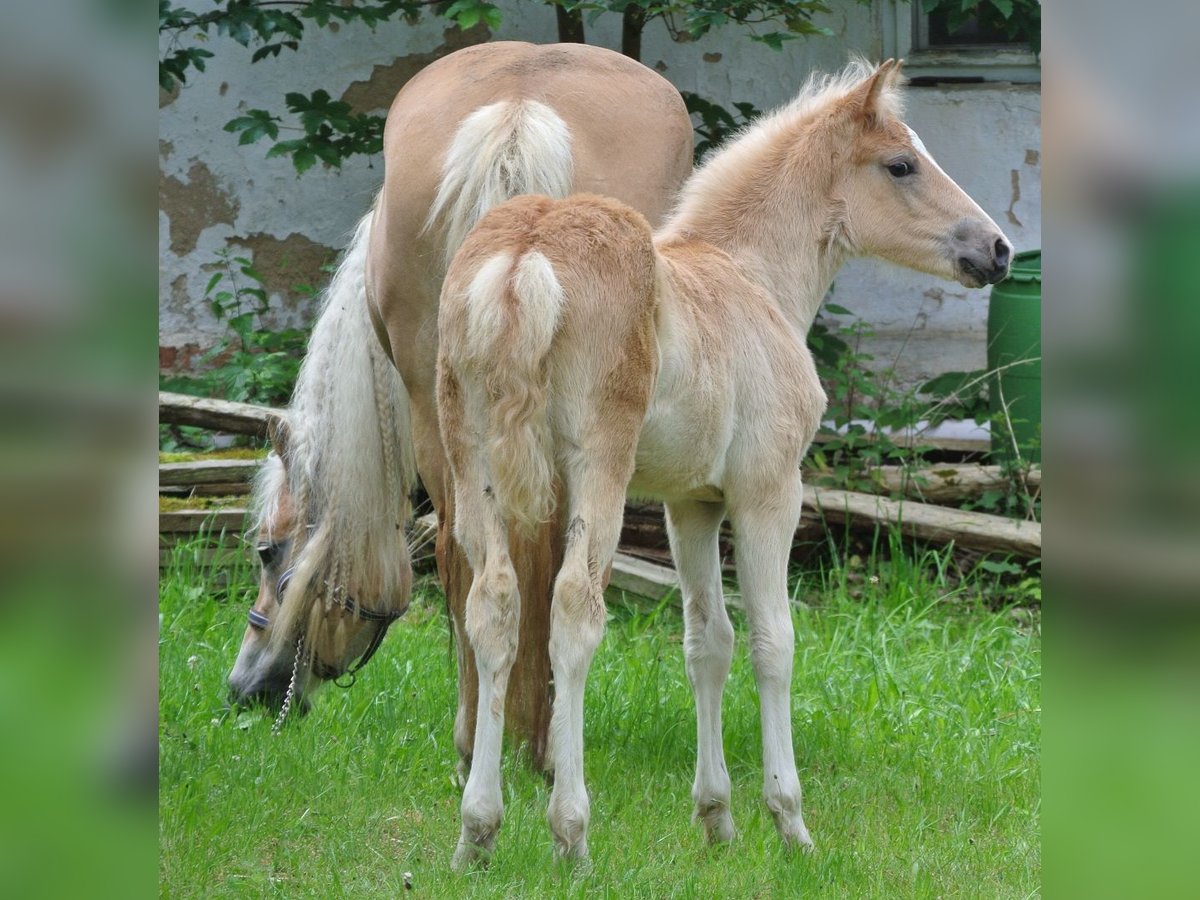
[227, 418, 412, 712]
[829, 59, 1013, 288]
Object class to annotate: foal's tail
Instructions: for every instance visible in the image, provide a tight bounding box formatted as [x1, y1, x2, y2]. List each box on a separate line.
[460, 250, 566, 532]
[424, 99, 574, 266]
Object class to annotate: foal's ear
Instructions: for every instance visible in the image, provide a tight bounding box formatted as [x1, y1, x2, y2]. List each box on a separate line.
[851, 59, 903, 129]
[267, 414, 291, 459]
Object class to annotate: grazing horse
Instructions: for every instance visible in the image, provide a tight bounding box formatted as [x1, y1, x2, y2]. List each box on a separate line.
[227, 42, 693, 753]
[437, 59, 1013, 865]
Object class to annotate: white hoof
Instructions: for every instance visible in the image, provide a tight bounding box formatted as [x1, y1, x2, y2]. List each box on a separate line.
[694, 800, 736, 844]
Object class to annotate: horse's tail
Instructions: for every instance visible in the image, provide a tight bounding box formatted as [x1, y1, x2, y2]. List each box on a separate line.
[267, 208, 415, 656]
[457, 249, 566, 533]
[425, 99, 573, 265]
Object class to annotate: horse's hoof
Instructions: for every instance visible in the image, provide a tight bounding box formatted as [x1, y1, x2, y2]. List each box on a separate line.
[780, 820, 814, 853]
[694, 800, 735, 844]
[451, 839, 492, 872]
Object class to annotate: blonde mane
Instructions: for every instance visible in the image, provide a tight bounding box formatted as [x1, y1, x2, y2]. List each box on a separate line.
[661, 59, 904, 241]
[255, 211, 416, 653]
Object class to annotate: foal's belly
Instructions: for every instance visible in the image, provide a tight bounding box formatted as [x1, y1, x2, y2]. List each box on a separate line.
[626, 397, 728, 502]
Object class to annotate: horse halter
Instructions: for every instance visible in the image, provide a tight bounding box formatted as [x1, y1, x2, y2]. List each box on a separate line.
[247, 552, 403, 687]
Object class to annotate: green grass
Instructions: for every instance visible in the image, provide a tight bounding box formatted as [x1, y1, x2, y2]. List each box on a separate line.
[159, 542, 1040, 898]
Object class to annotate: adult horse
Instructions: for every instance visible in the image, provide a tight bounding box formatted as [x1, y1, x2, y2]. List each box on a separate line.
[227, 42, 694, 765]
[438, 59, 1012, 865]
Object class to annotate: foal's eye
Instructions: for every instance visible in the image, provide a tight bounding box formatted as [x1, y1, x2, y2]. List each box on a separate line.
[887, 161, 913, 178]
[257, 543, 277, 566]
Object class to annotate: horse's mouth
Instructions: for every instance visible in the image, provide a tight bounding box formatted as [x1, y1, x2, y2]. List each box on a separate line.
[228, 676, 311, 716]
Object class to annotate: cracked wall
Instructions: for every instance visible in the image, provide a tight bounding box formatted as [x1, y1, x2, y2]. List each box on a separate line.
[158, 2, 1039, 388]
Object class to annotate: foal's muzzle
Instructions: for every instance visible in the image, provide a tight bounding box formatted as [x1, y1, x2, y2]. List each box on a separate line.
[956, 234, 1013, 287]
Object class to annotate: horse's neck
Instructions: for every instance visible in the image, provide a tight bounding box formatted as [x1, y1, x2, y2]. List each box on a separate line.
[658, 156, 845, 336]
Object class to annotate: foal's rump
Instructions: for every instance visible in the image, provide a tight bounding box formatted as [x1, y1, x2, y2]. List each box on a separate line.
[438, 193, 660, 532]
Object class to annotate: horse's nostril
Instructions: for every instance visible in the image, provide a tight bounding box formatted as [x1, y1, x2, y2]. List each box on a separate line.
[994, 239, 1011, 269]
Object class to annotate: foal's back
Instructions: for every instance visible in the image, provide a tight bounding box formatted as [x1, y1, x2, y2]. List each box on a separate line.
[440, 192, 661, 481]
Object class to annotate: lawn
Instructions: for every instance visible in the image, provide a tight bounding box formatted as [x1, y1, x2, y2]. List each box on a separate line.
[159, 539, 1040, 898]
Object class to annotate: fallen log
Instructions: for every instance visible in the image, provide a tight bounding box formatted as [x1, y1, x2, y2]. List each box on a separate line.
[159, 392, 279, 438]
[823, 463, 1042, 504]
[805, 486, 1040, 559]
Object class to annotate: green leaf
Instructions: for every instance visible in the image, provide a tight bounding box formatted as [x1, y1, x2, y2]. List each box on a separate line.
[292, 146, 317, 174]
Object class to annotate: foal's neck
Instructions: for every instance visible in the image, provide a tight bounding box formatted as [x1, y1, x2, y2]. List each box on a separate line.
[658, 127, 845, 335]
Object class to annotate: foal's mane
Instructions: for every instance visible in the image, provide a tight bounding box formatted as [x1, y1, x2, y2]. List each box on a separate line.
[253, 212, 416, 651]
[661, 59, 903, 236]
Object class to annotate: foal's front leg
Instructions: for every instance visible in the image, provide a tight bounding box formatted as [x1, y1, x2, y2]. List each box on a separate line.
[729, 473, 813, 849]
[666, 499, 736, 844]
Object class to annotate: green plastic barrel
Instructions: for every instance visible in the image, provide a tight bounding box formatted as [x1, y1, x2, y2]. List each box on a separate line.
[987, 249, 1041, 462]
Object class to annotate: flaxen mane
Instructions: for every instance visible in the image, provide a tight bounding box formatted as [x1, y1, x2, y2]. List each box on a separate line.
[258, 212, 416, 656]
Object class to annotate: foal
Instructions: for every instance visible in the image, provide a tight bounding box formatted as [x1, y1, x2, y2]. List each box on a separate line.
[437, 59, 1012, 865]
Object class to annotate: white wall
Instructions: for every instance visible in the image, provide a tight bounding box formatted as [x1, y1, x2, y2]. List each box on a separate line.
[159, 1, 1039, 386]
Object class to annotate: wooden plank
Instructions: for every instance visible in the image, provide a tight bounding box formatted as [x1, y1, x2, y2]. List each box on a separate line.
[608, 551, 679, 602]
[159, 507, 249, 535]
[805, 487, 1040, 558]
[160, 459, 262, 486]
[159, 391, 279, 437]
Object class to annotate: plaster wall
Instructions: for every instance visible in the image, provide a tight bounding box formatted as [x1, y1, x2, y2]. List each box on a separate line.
[159, 1, 1039, 386]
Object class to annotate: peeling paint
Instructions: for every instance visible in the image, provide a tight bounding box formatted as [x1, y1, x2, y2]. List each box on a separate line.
[159, 82, 179, 109]
[159, 160, 240, 256]
[703, 52, 722, 63]
[340, 24, 490, 113]
[159, 139, 174, 160]
[1007, 169, 1023, 228]
[237, 232, 338, 304]
[1025, 148, 1039, 166]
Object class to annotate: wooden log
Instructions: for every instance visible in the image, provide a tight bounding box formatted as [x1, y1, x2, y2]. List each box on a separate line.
[821, 463, 1042, 504]
[159, 391, 279, 437]
[805, 487, 1041, 558]
[810, 430, 989, 455]
[608, 551, 679, 602]
[159, 508, 249, 535]
[159, 459, 262, 487]
[160, 483, 253, 498]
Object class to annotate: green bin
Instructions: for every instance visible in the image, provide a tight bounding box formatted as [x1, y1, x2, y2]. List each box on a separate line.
[987, 249, 1041, 462]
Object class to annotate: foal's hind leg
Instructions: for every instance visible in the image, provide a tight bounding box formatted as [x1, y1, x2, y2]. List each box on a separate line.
[728, 471, 813, 849]
[442, 374, 521, 869]
[666, 499, 736, 844]
[545, 455, 631, 859]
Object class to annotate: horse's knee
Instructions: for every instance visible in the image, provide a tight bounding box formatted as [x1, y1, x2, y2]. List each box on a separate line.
[748, 620, 795, 684]
[684, 598, 734, 671]
[550, 561, 604, 658]
[465, 562, 520, 671]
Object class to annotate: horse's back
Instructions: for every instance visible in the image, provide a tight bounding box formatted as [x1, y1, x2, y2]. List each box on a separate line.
[379, 42, 690, 241]
[371, 40, 690, 410]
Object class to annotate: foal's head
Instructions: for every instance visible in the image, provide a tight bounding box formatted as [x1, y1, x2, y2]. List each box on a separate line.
[824, 59, 1012, 287]
[227, 421, 412, 712]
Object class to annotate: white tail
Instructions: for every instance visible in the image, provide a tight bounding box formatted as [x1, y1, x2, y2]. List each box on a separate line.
[462, 250, 566, 531]
[264, 210, 416, 653]
[425, 99, 574, 265]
